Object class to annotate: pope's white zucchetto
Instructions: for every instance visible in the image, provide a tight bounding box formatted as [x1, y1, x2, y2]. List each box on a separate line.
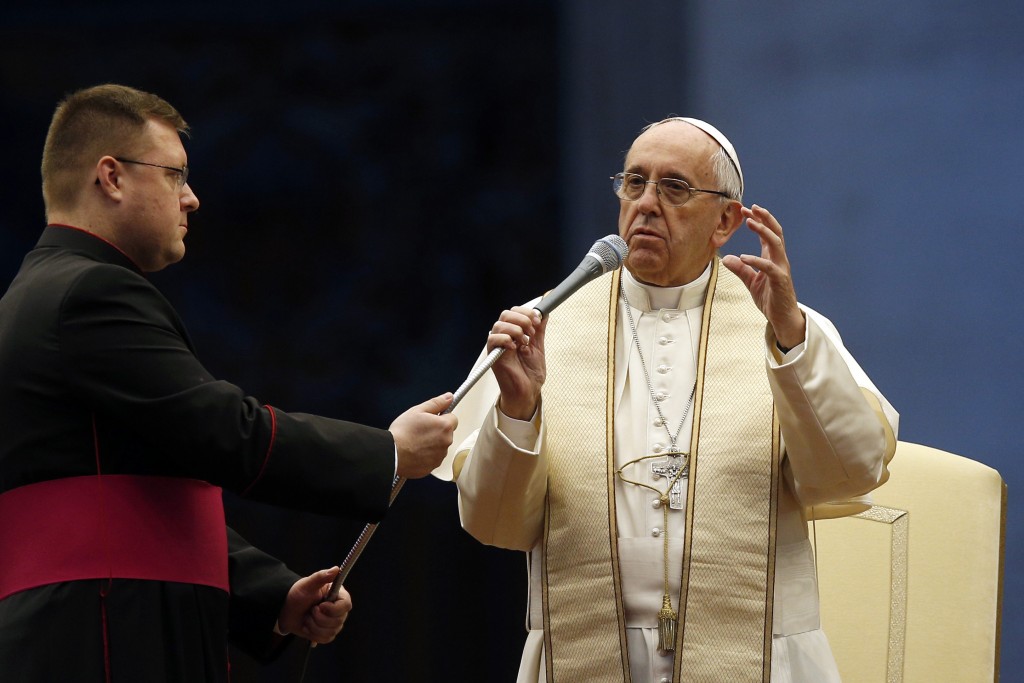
[649, 116, 744, 197]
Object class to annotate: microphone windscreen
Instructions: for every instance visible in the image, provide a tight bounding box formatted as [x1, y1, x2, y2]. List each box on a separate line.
[588, 235, 629, 273]
[533, 234, 630, 318]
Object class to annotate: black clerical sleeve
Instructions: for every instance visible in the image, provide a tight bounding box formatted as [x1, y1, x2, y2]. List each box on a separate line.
[49, 262, 394, 520]
[226, 528, 299, 662]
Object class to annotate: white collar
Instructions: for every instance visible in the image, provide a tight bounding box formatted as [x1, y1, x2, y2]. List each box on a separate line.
[621, 261, 712, 313]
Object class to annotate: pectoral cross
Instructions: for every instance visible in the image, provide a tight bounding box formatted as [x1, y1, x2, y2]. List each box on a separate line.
[650, 454, 688, 510]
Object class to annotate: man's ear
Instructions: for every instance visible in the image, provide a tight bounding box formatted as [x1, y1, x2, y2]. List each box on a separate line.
[95, 156, 124, 200]
[711, 199, 744, 249]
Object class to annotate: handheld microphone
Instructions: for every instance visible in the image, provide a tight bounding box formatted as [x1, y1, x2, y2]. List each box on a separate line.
[440, 234, 628, 413]
[325, 234, 629, 604]
[534, 234, 629, 317]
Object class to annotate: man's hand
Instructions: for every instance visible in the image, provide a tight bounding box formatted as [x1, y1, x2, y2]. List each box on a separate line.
[488, 306, 547, 421]
[277, 567, 351, 645]
[391, 393, 458, 478]
[721, 204, 806, 349]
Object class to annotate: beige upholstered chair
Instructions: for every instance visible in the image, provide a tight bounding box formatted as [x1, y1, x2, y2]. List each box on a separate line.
[812, 441, 1006, 682]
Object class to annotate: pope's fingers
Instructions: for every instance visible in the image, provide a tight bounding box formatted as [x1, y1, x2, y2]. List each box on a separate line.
[509, 304, 542, 320]
[743, 204, 784, 241]
[744, 220, 787, 261]
[720, 254, 756, 288]
[495, 306, 541, 332]
[744, 203, 782, 228]
[487, 328, 528, 353]
[489, 307, 542, 350]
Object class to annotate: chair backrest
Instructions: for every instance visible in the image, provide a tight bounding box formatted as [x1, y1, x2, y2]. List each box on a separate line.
[812, 441, 1006, 683]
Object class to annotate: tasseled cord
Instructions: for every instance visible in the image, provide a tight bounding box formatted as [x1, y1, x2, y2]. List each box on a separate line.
[657, 594, 677, 651]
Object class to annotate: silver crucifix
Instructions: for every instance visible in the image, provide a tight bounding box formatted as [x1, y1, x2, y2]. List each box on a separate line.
[651, 454, 688, 510]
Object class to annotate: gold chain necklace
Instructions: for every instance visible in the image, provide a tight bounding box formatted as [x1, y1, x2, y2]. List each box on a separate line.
[615, 280, 696, 651]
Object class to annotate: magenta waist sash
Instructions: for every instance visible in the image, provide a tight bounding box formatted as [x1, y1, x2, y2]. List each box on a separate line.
[0, 475, 229, 601]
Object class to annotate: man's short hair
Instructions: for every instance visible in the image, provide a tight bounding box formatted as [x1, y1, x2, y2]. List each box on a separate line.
[40, 84, 189, 213]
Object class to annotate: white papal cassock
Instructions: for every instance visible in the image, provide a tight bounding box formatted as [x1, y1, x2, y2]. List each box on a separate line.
[435, 260, 898, 683]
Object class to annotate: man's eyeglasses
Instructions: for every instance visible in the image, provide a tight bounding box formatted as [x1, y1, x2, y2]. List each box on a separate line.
[115, 158, 189, 188]
[611, 172, 729, 207]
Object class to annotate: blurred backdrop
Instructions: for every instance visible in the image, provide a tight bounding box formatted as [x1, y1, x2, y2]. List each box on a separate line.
[1, 1, 1020, 681]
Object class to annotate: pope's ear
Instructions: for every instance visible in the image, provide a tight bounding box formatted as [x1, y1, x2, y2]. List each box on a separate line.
[711, 199, 744, 248]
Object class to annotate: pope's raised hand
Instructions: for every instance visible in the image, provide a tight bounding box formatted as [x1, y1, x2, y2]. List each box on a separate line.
[721, 204, 806, 349]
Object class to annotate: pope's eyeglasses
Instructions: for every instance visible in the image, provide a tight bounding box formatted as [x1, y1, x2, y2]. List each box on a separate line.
[611, 172, 729, 207]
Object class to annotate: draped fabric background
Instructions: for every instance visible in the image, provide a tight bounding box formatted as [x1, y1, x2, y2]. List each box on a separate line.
[2, 2, 1019, 680]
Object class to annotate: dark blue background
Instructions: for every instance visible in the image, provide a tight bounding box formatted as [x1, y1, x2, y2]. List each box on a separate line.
[2, 1, 1018, 681]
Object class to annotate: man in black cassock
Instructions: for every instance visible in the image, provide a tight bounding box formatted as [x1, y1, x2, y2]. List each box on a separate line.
[0, 83, 457, 681]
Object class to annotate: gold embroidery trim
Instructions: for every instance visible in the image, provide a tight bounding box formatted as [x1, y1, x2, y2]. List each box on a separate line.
[852, 505, 910, 683]
[605, 268, 631, 679]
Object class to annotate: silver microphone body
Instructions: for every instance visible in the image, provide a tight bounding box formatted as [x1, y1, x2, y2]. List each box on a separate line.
[533, 234, 628, 317]
[447, 234, 628, 409]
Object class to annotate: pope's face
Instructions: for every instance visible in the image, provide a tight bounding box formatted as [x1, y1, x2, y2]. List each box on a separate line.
[617, 121, 738, 287]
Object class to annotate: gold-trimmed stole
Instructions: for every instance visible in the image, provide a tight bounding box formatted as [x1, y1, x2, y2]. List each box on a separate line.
[541, 259, 780, 682]
[541, 268, 626, 681]
[674, 259, 780, 682]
